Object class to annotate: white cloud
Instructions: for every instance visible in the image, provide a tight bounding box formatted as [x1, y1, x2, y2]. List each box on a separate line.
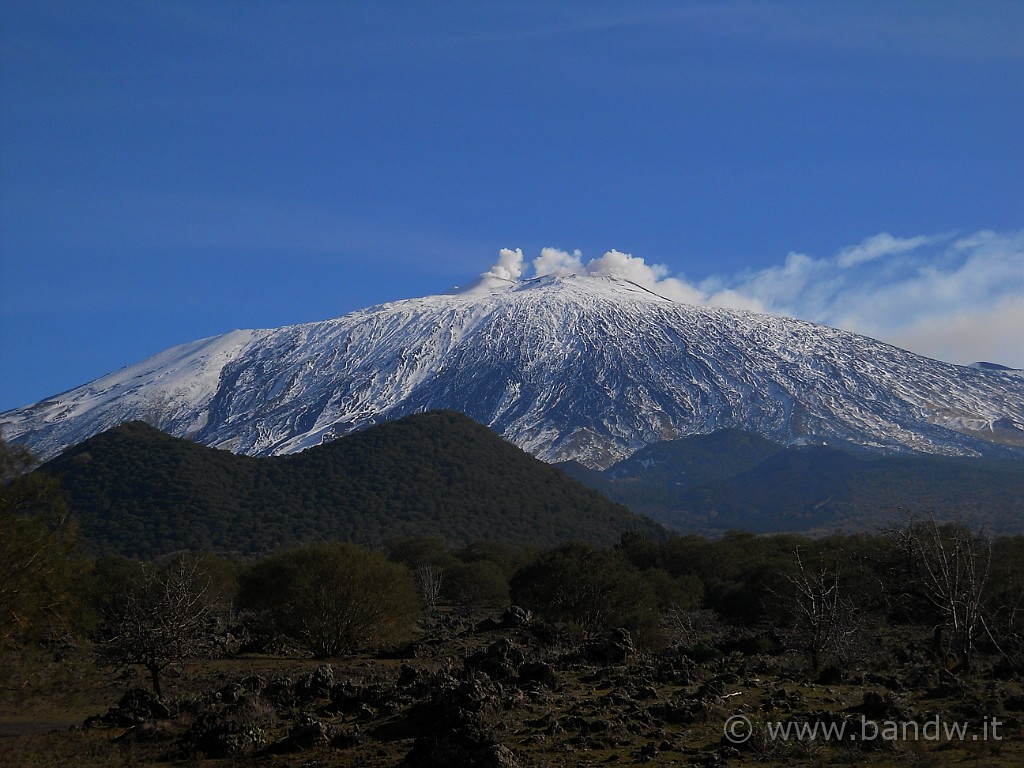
[709, 228, 1024, 368]
[885, 293, 1024, 367]
[486, 228, 1024, 368]
[835, 232, 939, 268]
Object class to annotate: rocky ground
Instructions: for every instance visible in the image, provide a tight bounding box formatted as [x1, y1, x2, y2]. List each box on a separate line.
[2, 606, 1023, 767]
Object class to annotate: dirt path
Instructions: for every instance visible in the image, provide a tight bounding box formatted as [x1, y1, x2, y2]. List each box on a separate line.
[0, 720, 79, 737]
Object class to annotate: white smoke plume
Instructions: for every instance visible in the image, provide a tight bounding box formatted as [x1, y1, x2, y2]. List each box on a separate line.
[482, 228, 1024, 368]
[484, 247, 526, 281]
[532, 247, 583, 276]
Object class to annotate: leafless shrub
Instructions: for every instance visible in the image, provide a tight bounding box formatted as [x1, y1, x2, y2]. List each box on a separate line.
[414, 563, 444, 609]
[886, 514, 991, 674]
[662, 607, 722, 646]
[779, 547, 861, 676]
[99, 555, 214, 698]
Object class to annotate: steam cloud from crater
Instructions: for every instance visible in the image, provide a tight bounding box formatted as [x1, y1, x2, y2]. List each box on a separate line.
[485, 229, 1024, 369]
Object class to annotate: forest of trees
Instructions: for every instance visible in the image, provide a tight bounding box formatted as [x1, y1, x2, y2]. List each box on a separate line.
[3, 433, 1024, 702]
[37, 415, 663, 557]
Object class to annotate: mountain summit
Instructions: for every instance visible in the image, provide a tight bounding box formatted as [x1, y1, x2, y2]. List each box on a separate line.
[3, 273, 1023, 467]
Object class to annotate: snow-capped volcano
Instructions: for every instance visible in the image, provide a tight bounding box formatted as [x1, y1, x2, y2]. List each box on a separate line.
[3, 274, 1023, 468]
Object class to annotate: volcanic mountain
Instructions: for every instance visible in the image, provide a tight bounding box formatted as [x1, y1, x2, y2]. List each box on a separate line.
[3, 274, 1023, 468]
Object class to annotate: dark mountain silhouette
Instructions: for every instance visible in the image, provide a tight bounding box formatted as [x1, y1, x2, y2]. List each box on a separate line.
[560, 430, 1024, 535]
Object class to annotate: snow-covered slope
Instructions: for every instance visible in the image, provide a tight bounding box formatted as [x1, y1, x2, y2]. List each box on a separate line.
[4, 275, 1023, 468]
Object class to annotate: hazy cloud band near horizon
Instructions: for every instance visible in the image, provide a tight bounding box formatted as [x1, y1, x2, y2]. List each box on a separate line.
[487, 229, 1024, 369]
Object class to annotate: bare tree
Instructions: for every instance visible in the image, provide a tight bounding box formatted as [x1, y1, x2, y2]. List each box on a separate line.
[887, 515, 992, 674]
[662, 606, 722, 647]
[99, 556, 213, 698]
[780, 547, 860, 676]
[414, 563, 444, 609]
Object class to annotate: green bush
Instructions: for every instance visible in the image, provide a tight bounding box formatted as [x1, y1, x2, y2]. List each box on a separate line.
[509, 543, 656, 635]
[643, 568, 704, 612]
[239, 541, 419, 657]
[442, 560, 509, 606]
[0, 438, 82, 644]
[387, 536, 453, 569]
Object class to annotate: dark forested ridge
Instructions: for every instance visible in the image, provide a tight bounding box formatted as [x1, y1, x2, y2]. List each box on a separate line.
[35, 414, 1024, 560]
[39, 411, 663, 558]
[559, 430, 1024, 535]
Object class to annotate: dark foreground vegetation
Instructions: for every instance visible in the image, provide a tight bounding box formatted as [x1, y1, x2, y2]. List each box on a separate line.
[4, 434, 1024, 766]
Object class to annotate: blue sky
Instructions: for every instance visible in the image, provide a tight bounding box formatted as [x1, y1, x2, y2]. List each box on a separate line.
[1, 1, 1022, 411]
